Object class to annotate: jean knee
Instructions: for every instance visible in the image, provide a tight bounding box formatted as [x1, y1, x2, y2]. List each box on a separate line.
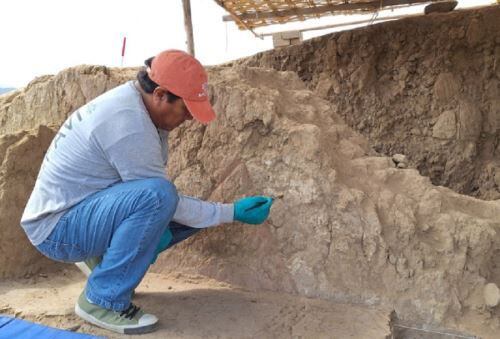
[144, 178, 179, 213]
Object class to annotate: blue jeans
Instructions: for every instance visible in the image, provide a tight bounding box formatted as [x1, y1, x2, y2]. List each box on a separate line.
[36, 178, 200, 311]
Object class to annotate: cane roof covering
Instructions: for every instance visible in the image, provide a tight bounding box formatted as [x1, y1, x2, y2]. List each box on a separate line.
[214, 0, 441, 29]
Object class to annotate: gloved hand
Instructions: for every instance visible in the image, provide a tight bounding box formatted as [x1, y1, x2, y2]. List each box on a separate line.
[234, 196, 273, 225]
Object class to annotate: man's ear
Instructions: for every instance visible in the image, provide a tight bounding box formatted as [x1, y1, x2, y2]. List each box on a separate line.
[152, 87, 165, 102]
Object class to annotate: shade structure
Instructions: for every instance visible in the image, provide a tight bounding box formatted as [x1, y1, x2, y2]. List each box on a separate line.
[215, 0, 447, 29]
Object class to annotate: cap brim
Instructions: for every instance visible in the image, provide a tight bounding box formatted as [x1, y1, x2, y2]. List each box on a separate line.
[183, 98, 216, 124]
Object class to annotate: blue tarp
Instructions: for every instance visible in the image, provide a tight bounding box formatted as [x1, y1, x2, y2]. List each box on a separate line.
[0, 316, 105, 339]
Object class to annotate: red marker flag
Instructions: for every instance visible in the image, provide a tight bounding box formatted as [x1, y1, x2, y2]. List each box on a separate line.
[121, 36, 127, 66]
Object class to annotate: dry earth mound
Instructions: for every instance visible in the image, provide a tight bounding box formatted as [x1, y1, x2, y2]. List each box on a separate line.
[238, 6, 500, 200]
[160, 66, 500, 331]
[0, 65, 136, 135]
[2, 64, 499, 337]
[0, 66, 136, 279]
[0, 126, 58, 277]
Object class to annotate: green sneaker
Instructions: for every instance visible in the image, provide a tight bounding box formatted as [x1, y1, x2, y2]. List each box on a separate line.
[75, 256, 102, 277]
[75, 291, 158, 334]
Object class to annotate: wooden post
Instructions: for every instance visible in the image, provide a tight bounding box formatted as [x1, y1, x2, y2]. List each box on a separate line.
[182, 0, 195, 56]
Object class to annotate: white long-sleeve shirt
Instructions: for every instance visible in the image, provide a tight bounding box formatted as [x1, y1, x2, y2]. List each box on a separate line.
[21, 81, 233, 246]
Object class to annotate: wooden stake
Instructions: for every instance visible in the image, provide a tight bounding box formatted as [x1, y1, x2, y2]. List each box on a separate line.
[182, 0, 195, 56]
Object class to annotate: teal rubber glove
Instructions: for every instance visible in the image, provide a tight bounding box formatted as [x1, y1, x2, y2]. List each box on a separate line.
[150, 227, 173, 265]
[234, 196, 273, 225]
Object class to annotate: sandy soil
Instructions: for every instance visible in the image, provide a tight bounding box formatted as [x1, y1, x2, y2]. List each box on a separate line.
[0, 267, 391, 338]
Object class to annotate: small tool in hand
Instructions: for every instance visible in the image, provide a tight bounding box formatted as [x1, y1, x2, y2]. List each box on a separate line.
[245, 198, 272, 212]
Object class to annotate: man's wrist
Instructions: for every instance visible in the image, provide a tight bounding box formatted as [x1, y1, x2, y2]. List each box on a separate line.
[221, 203, 235, 223]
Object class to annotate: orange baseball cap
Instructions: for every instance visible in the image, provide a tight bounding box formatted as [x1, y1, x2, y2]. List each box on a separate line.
[148, 49, 216, 124]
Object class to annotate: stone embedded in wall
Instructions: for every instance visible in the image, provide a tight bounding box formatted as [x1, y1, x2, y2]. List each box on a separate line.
[424, 1, 458, 15]
[315, 72, 334, 99]
[457, 99, 482, 141]
[432, 110, 457, 139]
[493, 166, 500, 189]
[466, 18, 485, 48]
[337, 32, 351, 56]
[351, 63, 376, 92]
[433, 73, 461, 102]
[483, 283, 500, 307]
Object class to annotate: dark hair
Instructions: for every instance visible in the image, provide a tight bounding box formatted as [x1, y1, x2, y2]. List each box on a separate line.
[136, 57, 181, 103]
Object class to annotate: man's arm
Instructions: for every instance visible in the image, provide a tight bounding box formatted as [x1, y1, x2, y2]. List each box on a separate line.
[96, 117, 269, 228]
[173, 195, 234, 228]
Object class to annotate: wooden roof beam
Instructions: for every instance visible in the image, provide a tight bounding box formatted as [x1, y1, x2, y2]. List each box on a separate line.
[285, 0, 305, 21]
[214, 0, 264, 36]
[222, 0, 436, 22]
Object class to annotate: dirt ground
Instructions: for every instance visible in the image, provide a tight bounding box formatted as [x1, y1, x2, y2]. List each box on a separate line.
[0, 267, 391, 338]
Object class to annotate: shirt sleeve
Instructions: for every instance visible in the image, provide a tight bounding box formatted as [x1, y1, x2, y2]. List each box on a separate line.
[174, 195, 234, 228]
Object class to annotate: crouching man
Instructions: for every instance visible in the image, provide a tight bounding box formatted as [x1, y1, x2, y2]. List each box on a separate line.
[21, 50, 273, 334]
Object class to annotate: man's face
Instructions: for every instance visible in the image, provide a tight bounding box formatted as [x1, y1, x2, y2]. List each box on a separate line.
[150, 87, 193, 131]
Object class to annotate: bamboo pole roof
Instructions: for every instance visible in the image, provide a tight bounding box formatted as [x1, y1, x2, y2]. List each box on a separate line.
[214, 0, 443, 29]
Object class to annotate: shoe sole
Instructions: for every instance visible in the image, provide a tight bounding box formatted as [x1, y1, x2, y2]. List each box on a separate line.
[75, 303, 158, 334]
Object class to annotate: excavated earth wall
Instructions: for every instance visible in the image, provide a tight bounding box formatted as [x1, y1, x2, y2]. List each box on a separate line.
[161, 66, 500, 330]
[238, 6, 500, 200]
[2, 64, 500, 332]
